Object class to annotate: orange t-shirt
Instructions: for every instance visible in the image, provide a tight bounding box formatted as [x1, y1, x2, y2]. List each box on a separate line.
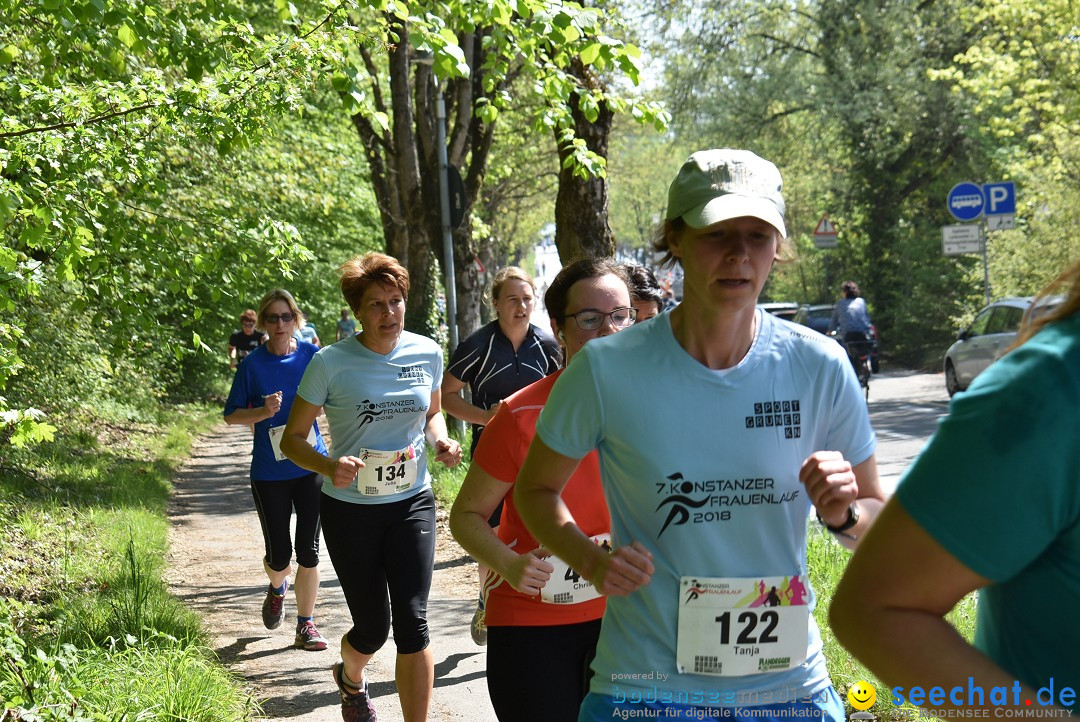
[473, 370, 609, 627]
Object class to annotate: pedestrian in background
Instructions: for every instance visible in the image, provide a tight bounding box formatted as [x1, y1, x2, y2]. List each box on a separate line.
[441, 265, 561, 646]
[228, 308, 265, 369]
[336, 307, 357, 341]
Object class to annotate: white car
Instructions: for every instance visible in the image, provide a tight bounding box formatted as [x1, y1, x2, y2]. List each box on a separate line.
[943, 296, 1064, 396]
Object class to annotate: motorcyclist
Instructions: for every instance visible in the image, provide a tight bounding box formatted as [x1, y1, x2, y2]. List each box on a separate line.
[828, 281, 874, 374]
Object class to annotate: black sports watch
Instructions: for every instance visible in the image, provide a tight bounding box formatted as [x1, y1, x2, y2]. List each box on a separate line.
[818, 502, 860, 533]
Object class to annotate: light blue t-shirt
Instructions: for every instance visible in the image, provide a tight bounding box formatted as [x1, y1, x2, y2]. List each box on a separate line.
[536, 310, 875, 705]
[297, 331, 443, 505]
[896, 314, 1080, 712]
[224, 342, 326, 481]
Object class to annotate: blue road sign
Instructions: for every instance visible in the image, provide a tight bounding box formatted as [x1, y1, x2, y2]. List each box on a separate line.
[983, 182, 1016, 216]
[947, 182, 984, 221]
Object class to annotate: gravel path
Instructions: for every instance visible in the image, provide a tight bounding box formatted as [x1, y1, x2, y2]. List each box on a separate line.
[166, 422, 498, 721]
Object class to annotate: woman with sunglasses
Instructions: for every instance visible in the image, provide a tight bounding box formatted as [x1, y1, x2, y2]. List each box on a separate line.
[281, 253, 462, 722]
[449, 258, 634, 721]
[223, 288, 329, 651]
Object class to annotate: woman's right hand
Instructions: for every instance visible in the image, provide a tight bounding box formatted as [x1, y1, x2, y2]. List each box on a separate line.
[330, 455, 365, 488]
[262, 391, 283, 418]
[504, 549, 555, 596]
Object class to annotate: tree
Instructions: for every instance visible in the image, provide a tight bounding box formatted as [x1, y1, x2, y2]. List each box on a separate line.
[326, 0, 667, 341]
[0, 0, 370, 443]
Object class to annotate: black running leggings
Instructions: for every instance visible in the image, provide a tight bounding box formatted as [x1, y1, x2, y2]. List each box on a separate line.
[486, 619, 602, 722]
[250, 473, 322, 571]
[320, 489, 436, 655]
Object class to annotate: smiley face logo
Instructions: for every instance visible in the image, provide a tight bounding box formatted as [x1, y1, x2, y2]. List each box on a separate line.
[848, 681, 877, 710]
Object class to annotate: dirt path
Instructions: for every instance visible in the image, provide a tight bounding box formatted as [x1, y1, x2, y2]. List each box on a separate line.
[166, 422, 498, 721]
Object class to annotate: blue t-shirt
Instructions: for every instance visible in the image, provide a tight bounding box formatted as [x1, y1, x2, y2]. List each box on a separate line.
[535, 311, 875, 705]
[224, 342, 327, 481]
[896, 314, 1080, 711]
[297, 331, 444, 505]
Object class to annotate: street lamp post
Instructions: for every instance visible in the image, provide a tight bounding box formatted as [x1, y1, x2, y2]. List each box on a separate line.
[432, 81, 459, 353]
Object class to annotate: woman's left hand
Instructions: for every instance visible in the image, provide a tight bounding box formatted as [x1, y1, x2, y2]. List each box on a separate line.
[433, 438, 462, 468]
[799, 450, 858, 527]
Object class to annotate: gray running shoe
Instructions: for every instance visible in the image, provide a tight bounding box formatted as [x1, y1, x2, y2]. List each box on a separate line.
[332, 662, 378, 722]
[261, 579, 288, 630]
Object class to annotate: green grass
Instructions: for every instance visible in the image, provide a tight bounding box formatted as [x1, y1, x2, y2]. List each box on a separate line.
[428, 423, 472, 508]
[809, 523, 978, 720]
[0, 402, 258, 721]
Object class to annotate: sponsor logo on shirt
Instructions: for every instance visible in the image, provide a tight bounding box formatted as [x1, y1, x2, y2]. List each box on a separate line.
[654, 472, 800, 538]
[355, 398, 424, 429]
[396, 364, 431, 383]
[745, 399, 801, 439]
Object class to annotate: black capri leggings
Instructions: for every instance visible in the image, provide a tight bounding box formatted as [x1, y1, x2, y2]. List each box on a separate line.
[250, 472, 322, 570]
[486, 619, 602, 722]
[320, 488, 436, 655]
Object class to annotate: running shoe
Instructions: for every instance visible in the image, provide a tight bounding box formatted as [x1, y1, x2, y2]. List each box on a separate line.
[332, 662, 378, 722]
[261, 579, 288, 630]
[470, 604, 487, 646]
[294, 620, 328, 651]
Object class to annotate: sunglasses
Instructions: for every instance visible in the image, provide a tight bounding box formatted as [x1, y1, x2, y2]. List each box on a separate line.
[265, 312, 296, 324]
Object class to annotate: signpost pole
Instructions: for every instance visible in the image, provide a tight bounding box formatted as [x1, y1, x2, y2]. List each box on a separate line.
[980, 217, 990, 306]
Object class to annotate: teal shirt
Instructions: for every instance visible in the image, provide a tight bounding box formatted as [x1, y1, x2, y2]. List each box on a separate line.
[297, 331, 443, 505]
[897, 314, 1080, 712]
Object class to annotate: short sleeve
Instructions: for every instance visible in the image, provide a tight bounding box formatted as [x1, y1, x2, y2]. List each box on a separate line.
[296, 352, 330, 407]
[446, 335, 478, 384]
[535, 348, 604, 459]
[896, 344, 1080, 582]
[430, 344, 444, 392]
[473, 402, 521, 484]
[224, 362, 252, 416]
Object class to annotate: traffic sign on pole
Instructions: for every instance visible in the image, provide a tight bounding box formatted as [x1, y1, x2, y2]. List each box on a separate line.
[942, 224, 982, 255]
[812, 215, 838, 248]
[983, 182, 1016, 216]
[947, 182, 984, 221]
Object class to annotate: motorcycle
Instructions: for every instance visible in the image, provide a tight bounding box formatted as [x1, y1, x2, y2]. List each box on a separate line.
[832, 331, 873, 401]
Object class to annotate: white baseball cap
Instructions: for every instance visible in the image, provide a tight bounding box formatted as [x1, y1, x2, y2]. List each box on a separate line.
[665, 149, 787, 238]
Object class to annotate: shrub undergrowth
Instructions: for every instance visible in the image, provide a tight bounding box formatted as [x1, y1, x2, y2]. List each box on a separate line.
[0, 401, 257, 720]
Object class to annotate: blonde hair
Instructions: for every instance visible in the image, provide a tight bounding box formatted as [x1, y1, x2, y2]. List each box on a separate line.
[339, 253, 410, 314]
[490, 266, 535, 305]
[1013, 259, 1080, 348]
[256, 290, 304, 333]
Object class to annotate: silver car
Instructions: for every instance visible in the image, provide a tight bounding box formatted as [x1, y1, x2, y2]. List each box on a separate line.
[944, 296, 1064, 396]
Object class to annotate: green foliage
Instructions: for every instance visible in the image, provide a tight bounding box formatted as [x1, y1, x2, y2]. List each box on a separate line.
[0, 401, 253, 720]
[653, 0, 1078, 366]
[808, 524, 978, 721]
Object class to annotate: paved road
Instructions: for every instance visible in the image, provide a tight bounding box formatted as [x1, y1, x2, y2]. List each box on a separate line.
[166, 365, 949, 721]
[864, 369, 950, 494]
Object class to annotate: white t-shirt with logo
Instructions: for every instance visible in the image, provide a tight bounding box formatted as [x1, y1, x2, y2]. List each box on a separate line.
[297, 331, 443, 505]
[535, 310, 875, 705]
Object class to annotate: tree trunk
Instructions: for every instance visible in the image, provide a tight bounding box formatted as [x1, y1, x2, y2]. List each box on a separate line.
[553, 58, 615, 263]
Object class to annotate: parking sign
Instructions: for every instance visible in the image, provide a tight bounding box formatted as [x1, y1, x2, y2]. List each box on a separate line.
[983, 182, 1016, 216]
